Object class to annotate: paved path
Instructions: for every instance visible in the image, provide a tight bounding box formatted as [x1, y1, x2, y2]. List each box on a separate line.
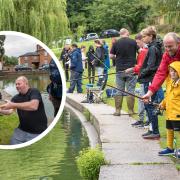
[66, 93, 180, 180]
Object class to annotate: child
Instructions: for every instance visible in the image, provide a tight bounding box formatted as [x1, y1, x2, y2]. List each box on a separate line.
[158, 61, 180, 157]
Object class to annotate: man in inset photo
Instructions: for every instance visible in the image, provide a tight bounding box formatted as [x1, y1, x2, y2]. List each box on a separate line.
[0, 76, 47, 145]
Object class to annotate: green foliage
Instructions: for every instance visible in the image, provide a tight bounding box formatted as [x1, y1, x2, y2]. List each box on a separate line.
[67, 0, 92, 32]
[0, 0, 69, 45]
[0, 113, 19, 144]
[3, 55, 18, 65]
[76, 147, 107, 180]
[88, 0, 150, 33]
[76, 25, 86, 40]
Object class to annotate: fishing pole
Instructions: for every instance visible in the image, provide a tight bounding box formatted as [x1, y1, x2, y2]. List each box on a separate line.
[67, 72, 120, 82]
[68, 68, 141, 99]
[67, 68, 162, 109]
[89, 51, 110, 70]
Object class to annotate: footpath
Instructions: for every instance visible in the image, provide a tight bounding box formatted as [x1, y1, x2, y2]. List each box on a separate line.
[66, 93, 180, 180]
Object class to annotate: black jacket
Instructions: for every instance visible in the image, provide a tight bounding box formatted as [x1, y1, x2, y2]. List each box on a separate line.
[138, 40, 162, 83]
[94, 46, 105, 67]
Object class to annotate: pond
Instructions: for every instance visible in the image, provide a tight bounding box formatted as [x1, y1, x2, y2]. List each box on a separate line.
[0, 74, 89, 179]
[0, 109, 89, 179]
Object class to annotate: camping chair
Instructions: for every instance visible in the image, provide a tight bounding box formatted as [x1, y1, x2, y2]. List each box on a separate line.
[82, 76, 107, 104]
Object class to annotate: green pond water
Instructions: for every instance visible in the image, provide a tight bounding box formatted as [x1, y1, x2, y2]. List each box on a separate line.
[0, 74, 89, 179]
[0, 110, 89, 180]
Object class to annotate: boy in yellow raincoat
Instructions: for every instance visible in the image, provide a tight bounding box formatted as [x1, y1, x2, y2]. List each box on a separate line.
[158, 61, 180, 157]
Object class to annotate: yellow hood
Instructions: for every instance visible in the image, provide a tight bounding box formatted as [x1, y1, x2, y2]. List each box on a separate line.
[169, 61, 180, 77]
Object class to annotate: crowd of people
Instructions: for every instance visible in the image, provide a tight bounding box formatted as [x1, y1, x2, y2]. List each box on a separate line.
[60, 26, 180, 158]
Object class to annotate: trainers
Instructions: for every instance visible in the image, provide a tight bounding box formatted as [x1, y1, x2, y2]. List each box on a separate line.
[143, 133, 160, 140]
[144, 121, 150, 129]
[158, 148, 174, 156]
[142, 131, 152, 137]
[131, 121, 142, 126]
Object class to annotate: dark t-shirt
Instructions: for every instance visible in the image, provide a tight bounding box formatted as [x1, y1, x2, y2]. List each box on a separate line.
[111, 37, 138, 71]
[12, 88, 47, 134]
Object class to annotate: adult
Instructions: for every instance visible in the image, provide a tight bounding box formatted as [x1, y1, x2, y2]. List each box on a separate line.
[110, 28, 138, 116]
[0, 76, 47, 145]
[102, 39, 110, 90]
[60, 44, 71, 81]
[47, 59, 62, 116]
[125, 33, 148, 127]
[93, 39, 105, 87]
[86, 45, 95, 84]
[143, 32, 180, 100]
[138, 26, 163, 139]
[67, 43, 83, 93]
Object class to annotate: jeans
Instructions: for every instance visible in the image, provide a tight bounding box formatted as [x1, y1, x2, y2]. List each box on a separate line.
[143, 82, 159, 134]
[10, 128, 39, 145]
[68, 71, 83, 93]
[135, 84, 148, 122]
[116, 72, 137, 96]
[101, 69, 108, 90]
[96, 67, 104, 87]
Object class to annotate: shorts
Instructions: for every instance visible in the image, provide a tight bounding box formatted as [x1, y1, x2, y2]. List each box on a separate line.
[166, 120, 180, 131]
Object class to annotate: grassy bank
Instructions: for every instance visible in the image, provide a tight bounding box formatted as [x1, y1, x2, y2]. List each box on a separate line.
[0, 113, 19, 144]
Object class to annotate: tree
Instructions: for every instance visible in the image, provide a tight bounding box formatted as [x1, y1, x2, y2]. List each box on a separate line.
[3, 55, 18, 65]
[0, 0, 69, 45]
[86, 0, 150, 33]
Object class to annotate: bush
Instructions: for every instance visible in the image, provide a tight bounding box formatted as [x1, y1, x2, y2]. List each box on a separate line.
[76, 147, 107, 180]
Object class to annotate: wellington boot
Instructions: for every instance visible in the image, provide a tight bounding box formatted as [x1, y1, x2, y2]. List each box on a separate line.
[113, 96, 123, 116]
[126, 96, 135, 117]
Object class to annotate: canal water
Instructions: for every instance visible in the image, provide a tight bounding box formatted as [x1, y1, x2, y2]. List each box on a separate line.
[0, 110, 89, 180]
[0, 74, 89, 179]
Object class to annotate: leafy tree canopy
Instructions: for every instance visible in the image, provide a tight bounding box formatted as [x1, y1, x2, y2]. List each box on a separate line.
[0, 0, 69, 45]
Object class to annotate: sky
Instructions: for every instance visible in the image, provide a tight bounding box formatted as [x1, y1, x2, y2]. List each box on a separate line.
[3, 35, 37, 57]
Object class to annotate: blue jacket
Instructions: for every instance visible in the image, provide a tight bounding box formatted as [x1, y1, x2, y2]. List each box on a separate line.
[103, 44, 110, 70]
[70, 48, 83, 73]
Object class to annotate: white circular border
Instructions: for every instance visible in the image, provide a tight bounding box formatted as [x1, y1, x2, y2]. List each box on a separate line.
[0, 31, 66, 149]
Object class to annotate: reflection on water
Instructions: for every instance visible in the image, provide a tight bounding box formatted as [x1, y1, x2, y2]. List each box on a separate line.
[0, 110, 89, 180]
[0, 74, 54, 119]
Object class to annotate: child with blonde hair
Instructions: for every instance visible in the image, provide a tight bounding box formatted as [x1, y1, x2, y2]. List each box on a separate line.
[158, 61, 180, 157]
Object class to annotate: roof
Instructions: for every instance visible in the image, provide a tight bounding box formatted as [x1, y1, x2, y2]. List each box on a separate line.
[19, 52, 39, 57]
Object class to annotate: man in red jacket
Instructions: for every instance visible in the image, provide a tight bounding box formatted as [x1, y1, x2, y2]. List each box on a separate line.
[143, 32, 180, 101]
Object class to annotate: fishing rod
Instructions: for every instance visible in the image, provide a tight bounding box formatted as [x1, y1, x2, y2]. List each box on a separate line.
[67, 72, 120, 82]
[65, 64, 162, 108]
[68, 68, 142, 99]
[89, 51, 110, 70]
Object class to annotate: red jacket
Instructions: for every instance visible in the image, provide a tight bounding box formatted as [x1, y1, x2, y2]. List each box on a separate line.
[149, 45, 180, 93]
[134, 48, 148, 75]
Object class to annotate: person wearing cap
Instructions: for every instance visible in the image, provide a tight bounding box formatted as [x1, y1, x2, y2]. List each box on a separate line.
[158, 61, 180, 157]
[110, 28, 138, 116]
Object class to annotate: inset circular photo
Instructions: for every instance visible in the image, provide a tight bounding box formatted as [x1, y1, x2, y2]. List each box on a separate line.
[0, 31, 66, 149]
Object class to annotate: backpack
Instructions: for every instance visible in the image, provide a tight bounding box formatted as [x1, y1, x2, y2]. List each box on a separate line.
[47, 59, 62, 98]
[106, 88, 117, 98]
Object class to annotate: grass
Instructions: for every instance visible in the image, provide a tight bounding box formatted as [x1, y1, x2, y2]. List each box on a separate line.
[0, 113, 19, 144]
[52, 36, 180, 170]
